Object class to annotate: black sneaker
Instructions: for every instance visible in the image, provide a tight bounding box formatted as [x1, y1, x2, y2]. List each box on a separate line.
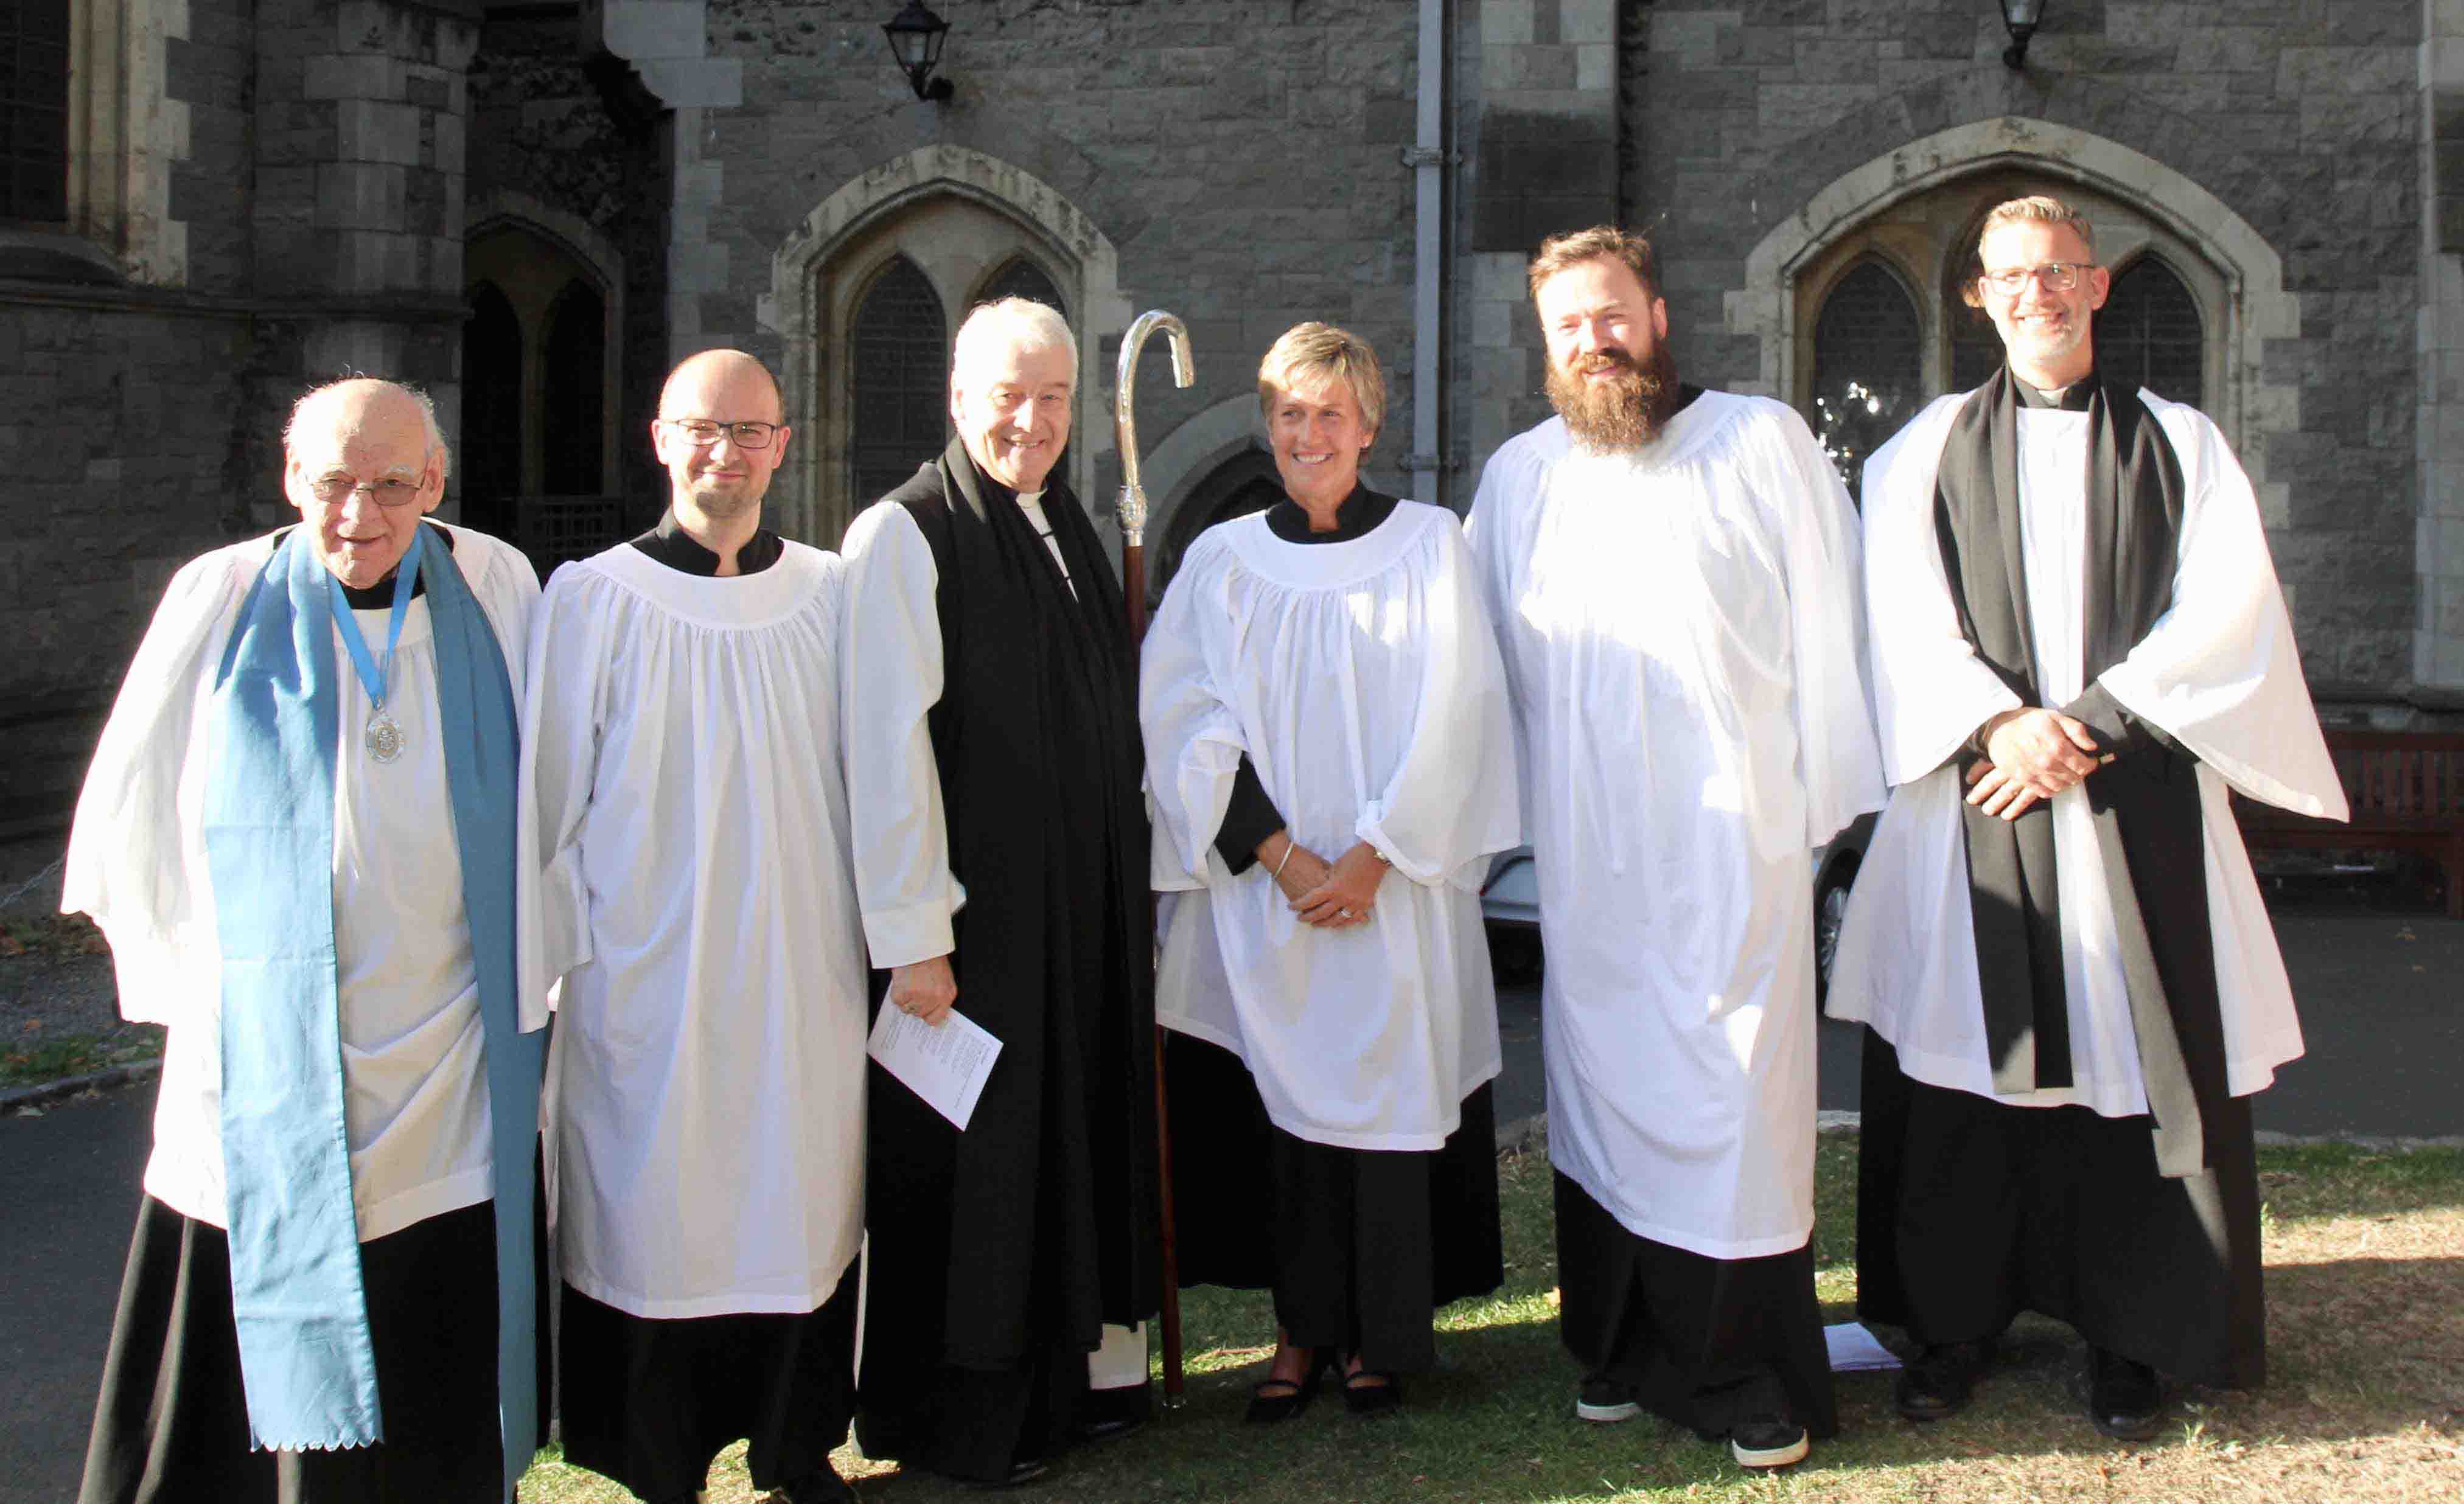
[1574, 1376, 1640, 1423]
[1894, 1338, 1993, 1422]
[2079, 1346, 2164, 1442]
[1728, 1413, 1810, 1469]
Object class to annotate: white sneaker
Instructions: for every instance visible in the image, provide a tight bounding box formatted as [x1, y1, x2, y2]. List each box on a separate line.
[1574, 1378, 1641, 1423]
[1729, 1415, 1810, 1469]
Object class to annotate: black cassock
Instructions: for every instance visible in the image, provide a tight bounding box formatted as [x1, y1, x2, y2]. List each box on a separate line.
[1857, 369, 2264, 1387]
[854, 440, 1160, 1481]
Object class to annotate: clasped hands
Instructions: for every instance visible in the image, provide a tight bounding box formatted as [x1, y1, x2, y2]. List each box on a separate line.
[1258, 830, 1386, 929]
[1964, 706, 2117, 821]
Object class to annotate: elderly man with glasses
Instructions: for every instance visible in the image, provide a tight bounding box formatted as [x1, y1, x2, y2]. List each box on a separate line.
[522, 349, 870, 1504]
[1831, 194, 2347, 1442]
[66, 377, 548, 1503]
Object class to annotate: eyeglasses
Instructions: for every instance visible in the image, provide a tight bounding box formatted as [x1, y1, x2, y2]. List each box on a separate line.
[660, 419, 780, 450]
[306, 476, 427, 506]
[1977, 262, 2093, 296]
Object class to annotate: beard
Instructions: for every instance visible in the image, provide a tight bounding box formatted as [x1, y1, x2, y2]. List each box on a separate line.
[1545, 340, 1682, 453]
[684, 477, 762, 520]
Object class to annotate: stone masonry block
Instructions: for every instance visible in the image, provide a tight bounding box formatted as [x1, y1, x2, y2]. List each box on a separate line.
[1480, 0, 1534, 48]
[431, 110, 464, 174]
[337, 99, 423, 165]
[606, 1, 708, 62]
[1483, 43, 1577, 92]
[1557, 0, 1614, 46]
[332, 229, 420, 293]
[1576, 42, 1613, 92]
[303, 52, 404, 102]
[316, 161, 410, 232]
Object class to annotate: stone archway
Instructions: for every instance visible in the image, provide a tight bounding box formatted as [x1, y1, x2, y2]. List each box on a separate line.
[760, 145, 1131, 546]
[1727, 117, 2300, 518]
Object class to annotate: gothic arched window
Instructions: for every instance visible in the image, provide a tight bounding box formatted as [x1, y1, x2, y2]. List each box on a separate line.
[2098, 257, 2204, 408]
[1808, 259, 1921, 500]
[975, 254, 1067, 318]
[460, 282, 525, 537]
[849, 256, 949, 507]
[1, 0, 69, 222]
[542, 279, 607, 495]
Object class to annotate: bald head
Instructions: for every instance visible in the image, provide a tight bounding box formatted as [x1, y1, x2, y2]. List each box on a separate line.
[282, 377, 447, 589]
[659, 349, 783, 425]
[652, 349, 792, 522]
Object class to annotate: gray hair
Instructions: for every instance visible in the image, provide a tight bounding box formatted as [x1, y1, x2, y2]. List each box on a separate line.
[951, 296, 1078, 386]
[284, 377, 453, 484]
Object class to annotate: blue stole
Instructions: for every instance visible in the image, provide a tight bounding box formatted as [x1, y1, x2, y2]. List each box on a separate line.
[204, 526, 543, 1497]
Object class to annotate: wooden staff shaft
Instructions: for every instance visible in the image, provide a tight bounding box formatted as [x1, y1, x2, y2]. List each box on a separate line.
[1126, 537, 1182, 1404]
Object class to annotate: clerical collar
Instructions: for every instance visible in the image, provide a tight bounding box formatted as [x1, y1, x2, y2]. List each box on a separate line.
[630, 508, 783, 576]
[332, 521, 453, 609]
[2014, 371, 2098, 411]
[1265, 482, 1398, 544]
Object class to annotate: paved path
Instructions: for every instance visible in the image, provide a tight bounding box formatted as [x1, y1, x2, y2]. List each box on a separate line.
[1, 1088, 149, 1504]
[2, 908, 2453, 1503]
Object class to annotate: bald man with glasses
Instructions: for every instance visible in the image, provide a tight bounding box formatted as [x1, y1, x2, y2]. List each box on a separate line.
[523, 350, 870, 1504]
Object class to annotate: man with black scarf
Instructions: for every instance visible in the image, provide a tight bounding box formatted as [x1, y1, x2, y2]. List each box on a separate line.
[1831, 195, 2347, 1441]
[840, 297, 1159, 1488]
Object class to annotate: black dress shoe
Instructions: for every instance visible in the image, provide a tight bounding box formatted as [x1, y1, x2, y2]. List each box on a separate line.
[1341, 1368, 1402, 1418]
[1245, 1349, 1330, 1423]
[1075, 1381, 1150, 1443]
[1894, 1338, 1993, 1422]
[2080, 1346, 2164, 1441]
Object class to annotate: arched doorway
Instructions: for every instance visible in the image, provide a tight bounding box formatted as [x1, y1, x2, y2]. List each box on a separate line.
[765, 145, 1132, 547]
[464, 221, 623, 574]
[1153, 448, 1282, 605]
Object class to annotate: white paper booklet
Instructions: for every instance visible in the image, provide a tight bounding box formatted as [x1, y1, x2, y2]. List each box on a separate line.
[1823, 1321, 1904, 1373]
[867, 1005, 1003, 1130]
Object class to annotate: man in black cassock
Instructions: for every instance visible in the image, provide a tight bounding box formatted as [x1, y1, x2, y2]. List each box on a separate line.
[840, 296, 1159, 1488]
[1830, 195, 2347, 1440]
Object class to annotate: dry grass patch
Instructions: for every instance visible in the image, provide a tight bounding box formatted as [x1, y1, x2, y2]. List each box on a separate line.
[518, 1141, 2464, 1503]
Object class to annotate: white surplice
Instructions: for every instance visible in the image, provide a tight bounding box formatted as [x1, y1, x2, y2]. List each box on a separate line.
[1143, 502, 1519, 1151]
[521, 541, 867, 1319]
[1466, 394, 1885, 1260]
[63, 524, 540, 1242]
[1828, 389, 2347, 1113]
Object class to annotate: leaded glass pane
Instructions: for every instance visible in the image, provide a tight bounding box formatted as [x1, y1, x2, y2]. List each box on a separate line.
[850, 257, 949, 506]
[0, 0, 71, 221]
[976, 256, 1067, 319]
[1808, 260, 1921, 503]
[2097, 259, 2204, 408]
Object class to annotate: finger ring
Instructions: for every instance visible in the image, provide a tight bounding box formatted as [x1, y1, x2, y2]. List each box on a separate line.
[1339, 908, 1355, 919]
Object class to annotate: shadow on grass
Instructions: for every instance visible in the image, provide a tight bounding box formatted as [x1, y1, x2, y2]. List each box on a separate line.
[523, 1146, 2464, 1503]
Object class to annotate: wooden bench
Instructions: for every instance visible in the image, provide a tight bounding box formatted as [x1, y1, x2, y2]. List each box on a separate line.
[2233, 728, 2464, 919]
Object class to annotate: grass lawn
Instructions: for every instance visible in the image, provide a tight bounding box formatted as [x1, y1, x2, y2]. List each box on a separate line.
[518, 1137, 2464, 1503]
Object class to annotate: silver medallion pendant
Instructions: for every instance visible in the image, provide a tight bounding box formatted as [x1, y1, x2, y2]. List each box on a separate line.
[365, 712, 405, 764]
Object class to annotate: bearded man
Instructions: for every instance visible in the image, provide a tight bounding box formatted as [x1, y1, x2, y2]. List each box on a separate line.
[1465, 226, 1884, 1471]
[1829, 195, 2345, 1441]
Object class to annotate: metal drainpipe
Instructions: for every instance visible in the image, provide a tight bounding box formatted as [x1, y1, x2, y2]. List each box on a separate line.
[1407, 0, 1447, 507]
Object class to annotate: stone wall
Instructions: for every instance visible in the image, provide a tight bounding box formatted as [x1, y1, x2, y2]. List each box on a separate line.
[1625, 0, 2424, 691]
[694, 0, 1428, 531]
